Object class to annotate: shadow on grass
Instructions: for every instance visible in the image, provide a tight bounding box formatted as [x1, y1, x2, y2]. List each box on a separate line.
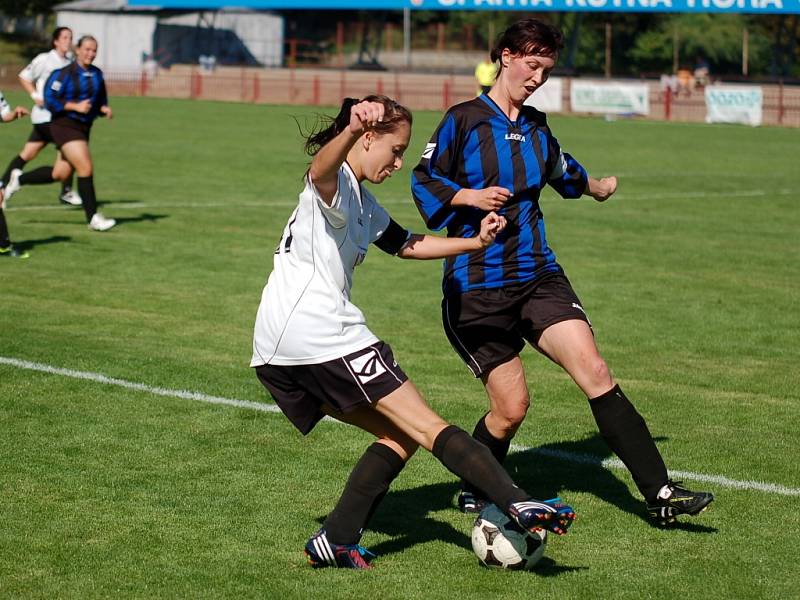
[14, 235, 71, 251]
[313, 432, 716, 566]
[111, 212, 168, 226]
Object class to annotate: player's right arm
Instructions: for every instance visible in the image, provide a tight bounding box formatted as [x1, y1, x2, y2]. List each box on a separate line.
[308, 100, 385, 206]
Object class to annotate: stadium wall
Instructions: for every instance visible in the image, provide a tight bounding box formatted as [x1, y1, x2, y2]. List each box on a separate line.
[0, 64, 797, 127]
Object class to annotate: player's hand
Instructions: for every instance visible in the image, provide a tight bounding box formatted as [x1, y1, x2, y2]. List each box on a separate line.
[477, 211, 507, 247]
[75, 99, 92, 114]
[34, 98, 45, 107]
[467, 186, 512, 211]
[589, 176, 617, 202]
[13, 106, 29, 119]
[349, 100, 384, 135]
[101, 106, 113, 119]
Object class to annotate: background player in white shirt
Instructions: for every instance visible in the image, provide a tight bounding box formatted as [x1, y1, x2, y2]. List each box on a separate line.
[252, 95, 577, 569]
[0, 27, 80, 208]
[0, 90, 30, 258]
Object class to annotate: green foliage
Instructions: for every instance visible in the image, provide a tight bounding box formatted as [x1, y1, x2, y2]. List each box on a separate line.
[1, 95, 799, 598]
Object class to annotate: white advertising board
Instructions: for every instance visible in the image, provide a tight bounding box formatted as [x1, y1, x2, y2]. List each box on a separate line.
[705, 85, 763, 126]
[570, 81, 650, 115]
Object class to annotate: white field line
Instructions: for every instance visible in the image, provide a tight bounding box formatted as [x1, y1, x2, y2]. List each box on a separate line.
[3, 355, 799, 497]
[3, 187, 797, 213]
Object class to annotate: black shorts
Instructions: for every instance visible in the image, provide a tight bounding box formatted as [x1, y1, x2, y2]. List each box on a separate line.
[441, 273, 591, 378]
[27, 123, 55, 145]
[254, 341, 408, 435]
[50, 117, 91, 149]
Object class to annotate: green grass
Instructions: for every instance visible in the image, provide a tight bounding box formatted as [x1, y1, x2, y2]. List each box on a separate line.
[1, 93, 798, 599]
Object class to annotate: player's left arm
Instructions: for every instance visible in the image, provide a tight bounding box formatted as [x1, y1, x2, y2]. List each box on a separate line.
[375, 212, 506, 260]
[0, 92, 28, 123]
[585, 175, 617, 202]
[98, 76, 112, 119]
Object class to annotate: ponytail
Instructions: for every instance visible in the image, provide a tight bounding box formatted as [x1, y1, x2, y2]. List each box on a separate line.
[303, 95, 412, 156]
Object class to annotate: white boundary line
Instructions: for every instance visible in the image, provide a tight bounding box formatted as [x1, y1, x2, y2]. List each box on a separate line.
[3, 355, 799, 497]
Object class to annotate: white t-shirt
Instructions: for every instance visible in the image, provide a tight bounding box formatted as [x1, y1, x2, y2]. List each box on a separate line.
[19, 50, 71, 124]
[0, 90, 11, 120]
[251, 163, 393, 366]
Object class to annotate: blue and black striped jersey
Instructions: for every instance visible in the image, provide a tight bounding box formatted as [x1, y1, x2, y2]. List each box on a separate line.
[412, 94, 588, 297]
[44, 62, 108, 124]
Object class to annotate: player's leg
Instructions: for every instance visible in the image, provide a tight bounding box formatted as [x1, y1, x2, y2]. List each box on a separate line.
[536, 319, 713, 523]
[366, 381, 575, 535]
[0, 141, 46, 203]
[441, 292, 529, 513]
[54, 152, 80, 206]
[0, 207, 29, 259]
[59, 140, 114, 230]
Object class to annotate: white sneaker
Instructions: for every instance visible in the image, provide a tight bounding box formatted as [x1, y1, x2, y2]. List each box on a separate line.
[60, 190, 83, 206]
[88, 212, 116, 232]
[3, 169, 22, 206]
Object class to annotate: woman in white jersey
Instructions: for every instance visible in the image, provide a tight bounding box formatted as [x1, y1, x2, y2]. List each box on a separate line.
[252, 95, 577, 569]
[0, 91, 29, 258]
[0, 27, 80, 208]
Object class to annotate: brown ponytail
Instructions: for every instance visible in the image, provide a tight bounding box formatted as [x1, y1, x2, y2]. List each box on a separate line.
[303, 95, 412, 156]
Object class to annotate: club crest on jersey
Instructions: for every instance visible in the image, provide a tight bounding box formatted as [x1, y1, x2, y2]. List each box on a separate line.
[348, 349, 387, 384]
[505, 132, 526, 142]
[421, 143, 436, 159]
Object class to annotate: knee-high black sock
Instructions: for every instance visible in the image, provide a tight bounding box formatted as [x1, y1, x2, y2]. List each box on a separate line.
[19, 167, 55, 186]
[77, 176, 97, 222]
[61, 175, 73, 195]
[1, 155, 27, 187]
[0, 210, 11, 247]
[589, 385, 668, 501]
[462, 412, 512, 497]
[323, 442, 406, 545]
[433, 425, 529, 510]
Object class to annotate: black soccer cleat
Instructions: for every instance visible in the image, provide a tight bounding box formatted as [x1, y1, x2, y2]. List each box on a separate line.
[646, 481, 714, 525]
[304, 528, 374, 569]
[508, 497, 576, 536]
[457, 490, 489, 514]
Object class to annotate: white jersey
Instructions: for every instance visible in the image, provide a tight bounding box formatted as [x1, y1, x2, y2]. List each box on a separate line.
[251, 163, 393, 366]
[0, 90, 11, 120]
[19, 50, 71, 124]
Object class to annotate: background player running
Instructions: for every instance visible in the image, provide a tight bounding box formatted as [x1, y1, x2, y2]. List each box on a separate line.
[251, 95, 576, 569]
[411, 18, 714, 526]
[0, 27, 81, 208]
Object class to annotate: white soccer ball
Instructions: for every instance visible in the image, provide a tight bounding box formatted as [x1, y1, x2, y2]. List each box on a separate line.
[471, 503, 547, 570]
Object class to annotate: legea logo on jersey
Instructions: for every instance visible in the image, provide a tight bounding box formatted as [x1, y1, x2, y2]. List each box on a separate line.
[421, 143, 436, 159]
[348, 349, 386, 385]
[505, 132, 526, 142]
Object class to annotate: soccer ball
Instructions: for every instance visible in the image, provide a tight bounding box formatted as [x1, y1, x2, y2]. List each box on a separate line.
[471, 503, 547, 570]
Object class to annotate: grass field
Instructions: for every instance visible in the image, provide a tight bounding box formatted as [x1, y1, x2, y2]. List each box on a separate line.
[1, 92, 798, 599]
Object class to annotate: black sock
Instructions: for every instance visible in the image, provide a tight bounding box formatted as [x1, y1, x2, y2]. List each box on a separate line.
[61, 179, 72, 195]
[432, 425, 529, 509]
[1, 155, 27, 187]
[589, 385, 668, 501]
[19, 167, 55, 186]
[0, 210, 11, 247]
[462, 412, 512, 498]
[323, 442, 405, 545]
[77, 176, 97, 221]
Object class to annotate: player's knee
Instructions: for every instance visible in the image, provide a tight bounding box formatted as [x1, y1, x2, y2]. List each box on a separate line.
[587, 358, 613, 388]
[490, 399, 529, 438]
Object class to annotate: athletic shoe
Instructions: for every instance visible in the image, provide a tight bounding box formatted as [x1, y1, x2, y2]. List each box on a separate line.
[60, 190, 83, 206]
[508, 498, 576, 536]
[0, 245, 30, 259]
[646, 481, 714, 525]
[88, 213, 116, 232]
[457, 490, 489, 514]
[304, 528, 374, 569]
[3, 169, 22, 206]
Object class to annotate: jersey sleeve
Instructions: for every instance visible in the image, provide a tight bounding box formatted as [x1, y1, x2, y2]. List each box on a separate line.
[0, 91, 11, 120]
[545, 130, 588, 199]
[44, 68, 67, 113]
[18, 54, 43, 83]
[411, 112, 463, 231]
[310, 168, 348, 229]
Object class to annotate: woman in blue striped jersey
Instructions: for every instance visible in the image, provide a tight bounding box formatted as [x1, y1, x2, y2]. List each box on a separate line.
[412, 18, 713, 526]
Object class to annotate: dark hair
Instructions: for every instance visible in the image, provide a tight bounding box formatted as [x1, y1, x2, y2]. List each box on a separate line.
[303, 95, 412, 156]
[490, 19, 564, 64]
[51, 27, 72, 47]
[77, 35, 97, 48]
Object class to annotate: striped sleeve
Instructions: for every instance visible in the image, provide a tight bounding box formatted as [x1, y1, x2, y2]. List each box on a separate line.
[44, 67, 69, 113]
[545, 131, 588, 199]
[411, 112, 462, 231]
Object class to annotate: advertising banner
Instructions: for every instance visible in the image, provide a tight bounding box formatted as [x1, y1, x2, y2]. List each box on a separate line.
[523, 77, 563, 113]
[705, 85, 763, 126]
[128, 0, 800, 15]
[570, 81, 649, 115]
